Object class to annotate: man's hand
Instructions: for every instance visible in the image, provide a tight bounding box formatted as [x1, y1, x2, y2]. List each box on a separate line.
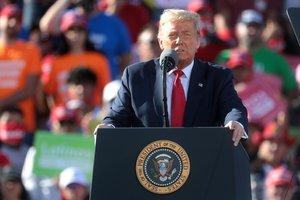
[93, 124, 114, 135]
[93, 124, 115, 144]
[225, 121, 245, 146]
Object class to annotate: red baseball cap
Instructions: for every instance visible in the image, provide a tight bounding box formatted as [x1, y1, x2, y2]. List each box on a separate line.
[187, 0, 212, 13]
[0, 4, 22, 21]
[262, 121, 296, 147]
[226, 49, 253, 69]
[60, 8, 87, 32]
[50, 105, 78, 122]
[266, 166, 295, 188]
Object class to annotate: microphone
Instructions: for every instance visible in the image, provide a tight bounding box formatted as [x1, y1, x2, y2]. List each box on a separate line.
[159, 49, 178, 127]
[159, 49, 179, 72]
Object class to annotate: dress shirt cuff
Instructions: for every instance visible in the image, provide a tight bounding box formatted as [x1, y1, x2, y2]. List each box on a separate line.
[99, 123, 116, 128]
[235, 121, 248, 139]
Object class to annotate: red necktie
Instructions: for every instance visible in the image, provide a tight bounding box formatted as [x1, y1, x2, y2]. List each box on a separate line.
[171, 69, 186, 127]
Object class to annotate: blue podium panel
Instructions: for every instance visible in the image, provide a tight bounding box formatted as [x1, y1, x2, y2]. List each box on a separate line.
[287, 7, 300, 46]
[90, 127, 251, 200]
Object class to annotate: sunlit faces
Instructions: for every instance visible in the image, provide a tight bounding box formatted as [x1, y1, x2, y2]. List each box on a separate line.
[0, 180, 23, 198]
[158, 20, 200, 68]
[51, 119, 78, 134]
[137, 29, 161, 61]
[266, 185, 296, 200]
[0, 16, 21, 37]
[0, 111, 24, 125]
[258, 139, 289, 166]
[61, 183, 87, 200]
[231, 65, 252, 84]
[235, 23, 263, 48]
[64, 26, 87, 45]
[67, 82, 96, 104]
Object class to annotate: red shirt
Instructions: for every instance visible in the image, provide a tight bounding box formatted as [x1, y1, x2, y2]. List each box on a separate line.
[118, 2, 151, 43]
[215, 0, 283, 27]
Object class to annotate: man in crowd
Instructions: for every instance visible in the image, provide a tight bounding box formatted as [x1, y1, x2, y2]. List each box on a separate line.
[0, 4, 41, 145]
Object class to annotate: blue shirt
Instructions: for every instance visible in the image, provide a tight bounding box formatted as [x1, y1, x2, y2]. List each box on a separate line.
[88, 12, 132, 80]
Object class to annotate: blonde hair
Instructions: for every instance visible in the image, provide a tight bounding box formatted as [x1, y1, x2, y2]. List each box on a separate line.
[158, 9, 201, 38]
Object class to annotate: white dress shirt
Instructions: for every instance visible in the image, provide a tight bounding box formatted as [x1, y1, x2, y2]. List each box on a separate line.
[165, 61, 248, 139]
[166, 61, 194, 119]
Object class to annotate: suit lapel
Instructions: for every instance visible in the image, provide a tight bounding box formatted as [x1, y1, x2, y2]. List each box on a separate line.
[184, 59, 208, 126]
[153, 59, 164, 125]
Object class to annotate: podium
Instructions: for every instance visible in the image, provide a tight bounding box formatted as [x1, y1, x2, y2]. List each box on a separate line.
[287, 7, 300, 46]
[90, 127, 251, 200]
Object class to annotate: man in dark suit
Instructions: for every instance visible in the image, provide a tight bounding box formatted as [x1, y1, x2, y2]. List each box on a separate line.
[95, 9, 248, 146]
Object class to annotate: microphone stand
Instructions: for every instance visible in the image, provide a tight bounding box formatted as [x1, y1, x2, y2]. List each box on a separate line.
[162, 58, 170, 127]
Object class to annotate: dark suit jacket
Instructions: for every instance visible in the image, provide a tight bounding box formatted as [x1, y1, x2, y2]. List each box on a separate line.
[102, 58, 248, 131]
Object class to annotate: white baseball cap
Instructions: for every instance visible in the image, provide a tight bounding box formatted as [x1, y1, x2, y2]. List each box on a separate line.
[59, 167, 88, 188]
[238, 9, 264, 26]
[103, 80, 121, 103]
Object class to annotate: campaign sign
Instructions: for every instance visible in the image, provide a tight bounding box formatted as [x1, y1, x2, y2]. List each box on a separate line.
[237, 73, 286, 127]
[32, 131, 95, 180]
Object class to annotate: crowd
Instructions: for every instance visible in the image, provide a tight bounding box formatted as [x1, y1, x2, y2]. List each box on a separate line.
[0, 0, 300, 199]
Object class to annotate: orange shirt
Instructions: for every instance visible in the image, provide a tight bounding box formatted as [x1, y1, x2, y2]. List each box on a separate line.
[44, 51, 111, 106]
[0, 40, 41, 132]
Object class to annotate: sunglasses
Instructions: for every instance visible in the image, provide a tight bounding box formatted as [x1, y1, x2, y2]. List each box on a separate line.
[67, 26, 86, 32]
[66, 183, 85, 189]
[59, 119, 77, 126]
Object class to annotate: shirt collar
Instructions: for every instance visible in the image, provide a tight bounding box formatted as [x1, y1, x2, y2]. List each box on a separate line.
[168, 60, 194, 80]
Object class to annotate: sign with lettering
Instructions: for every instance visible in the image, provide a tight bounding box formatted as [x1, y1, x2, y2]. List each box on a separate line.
[33, 131, 94, 181]
[237, 73, 286, 127]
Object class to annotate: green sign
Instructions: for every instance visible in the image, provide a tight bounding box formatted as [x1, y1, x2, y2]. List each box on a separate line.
[33, 131, 95, 181]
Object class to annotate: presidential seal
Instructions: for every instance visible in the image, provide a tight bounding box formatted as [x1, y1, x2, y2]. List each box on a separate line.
[136, 140, 190, 194]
